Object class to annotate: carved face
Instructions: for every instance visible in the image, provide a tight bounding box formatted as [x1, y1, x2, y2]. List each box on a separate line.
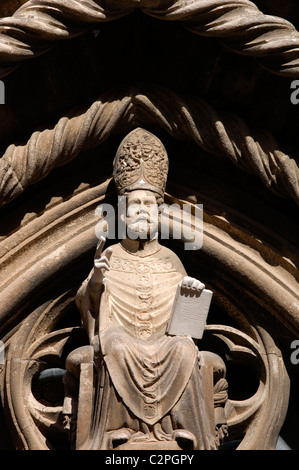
[125, 190, 159, 240]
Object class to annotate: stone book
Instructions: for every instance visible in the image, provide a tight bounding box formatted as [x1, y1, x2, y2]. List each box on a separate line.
[166, 285, 213, 339]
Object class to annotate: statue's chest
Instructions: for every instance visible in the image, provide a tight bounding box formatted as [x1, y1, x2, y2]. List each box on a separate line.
[108, 255, 179, 295]
[104, 256, 182, 339]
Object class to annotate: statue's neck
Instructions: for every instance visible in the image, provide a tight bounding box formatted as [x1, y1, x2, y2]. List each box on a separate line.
[120, 237, 160, 257]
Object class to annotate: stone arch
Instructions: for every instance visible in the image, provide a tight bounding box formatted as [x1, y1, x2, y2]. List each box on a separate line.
[0, 0, 299, 78]
[0, 148, 293, 448]
[0, 0, 297, 451]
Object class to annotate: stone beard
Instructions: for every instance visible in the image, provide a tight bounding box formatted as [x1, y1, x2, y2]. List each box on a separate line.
[75, 242, 223, 450]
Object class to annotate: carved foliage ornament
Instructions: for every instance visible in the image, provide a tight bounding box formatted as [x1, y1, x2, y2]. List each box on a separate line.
[1, 290, 289, 450]
[0, 125, 291, 449]
[0, 0, 295, 453]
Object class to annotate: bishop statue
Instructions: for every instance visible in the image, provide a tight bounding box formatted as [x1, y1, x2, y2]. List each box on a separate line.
[63, 128, 228, 450]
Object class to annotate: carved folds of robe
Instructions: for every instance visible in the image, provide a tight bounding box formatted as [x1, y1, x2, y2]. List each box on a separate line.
[75, 243, 227, 450]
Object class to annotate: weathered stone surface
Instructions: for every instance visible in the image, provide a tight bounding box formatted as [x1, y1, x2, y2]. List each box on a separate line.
[0, 0, 298, 452]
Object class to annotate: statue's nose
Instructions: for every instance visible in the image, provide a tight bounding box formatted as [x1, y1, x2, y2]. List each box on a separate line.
[137, 204, 147, 214]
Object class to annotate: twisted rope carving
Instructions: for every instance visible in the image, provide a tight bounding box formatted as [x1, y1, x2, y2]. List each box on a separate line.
[0, 85, 298, 207]
[0, 0, 131, 78]
[0, 0, 299, 78]
[214, 378, 228, 406]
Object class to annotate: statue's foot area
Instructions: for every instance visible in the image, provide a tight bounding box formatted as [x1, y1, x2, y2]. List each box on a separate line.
[109, 428, 196, 450]
[115, 440, 182, 450]
[172, 430, 197, 450]
[109, 429, 132, 448]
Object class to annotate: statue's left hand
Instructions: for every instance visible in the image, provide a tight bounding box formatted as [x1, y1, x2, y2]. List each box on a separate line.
[181, 276, 205, 293]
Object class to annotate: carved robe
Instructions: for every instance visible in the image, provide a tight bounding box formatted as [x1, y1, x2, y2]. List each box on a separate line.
[75, 243, 224, 450]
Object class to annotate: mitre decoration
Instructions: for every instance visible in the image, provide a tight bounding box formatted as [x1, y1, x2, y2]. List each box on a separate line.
[113, 128, 169, 198]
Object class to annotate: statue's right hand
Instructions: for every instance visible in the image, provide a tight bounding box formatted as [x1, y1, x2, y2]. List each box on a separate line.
[92, 236, 113, 287]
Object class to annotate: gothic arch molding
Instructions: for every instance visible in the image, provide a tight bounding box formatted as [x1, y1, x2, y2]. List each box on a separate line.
[0, 1, 297, 450]
[0, 0, 299, 78]
[0, 163, 293, 448]
[0, 85, 298, 208]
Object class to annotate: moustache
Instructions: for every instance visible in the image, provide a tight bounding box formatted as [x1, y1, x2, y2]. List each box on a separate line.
[128, 215, 151, 223]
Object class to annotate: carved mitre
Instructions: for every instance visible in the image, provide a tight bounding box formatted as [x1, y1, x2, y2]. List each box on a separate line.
[113, 128, 169, 198]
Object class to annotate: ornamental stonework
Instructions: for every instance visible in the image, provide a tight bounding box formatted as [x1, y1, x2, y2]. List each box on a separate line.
[0, 0, 298, 453]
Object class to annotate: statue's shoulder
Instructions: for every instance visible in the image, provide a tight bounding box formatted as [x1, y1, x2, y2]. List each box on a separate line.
[158, 245, 186, 274]
[158, 244, 180, 258]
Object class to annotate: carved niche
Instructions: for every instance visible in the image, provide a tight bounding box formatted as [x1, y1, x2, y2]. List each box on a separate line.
[0, 0, 298, 451]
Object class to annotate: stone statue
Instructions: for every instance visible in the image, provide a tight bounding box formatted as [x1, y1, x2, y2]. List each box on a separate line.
[62, 128, 228, 450]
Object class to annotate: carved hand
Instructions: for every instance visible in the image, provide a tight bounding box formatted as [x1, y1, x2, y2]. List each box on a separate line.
[92, 236, 113, 288]
[181, 276, 205, 294]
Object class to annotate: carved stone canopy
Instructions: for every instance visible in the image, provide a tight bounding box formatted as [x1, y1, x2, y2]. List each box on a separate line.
[0, 0, 298, 452]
